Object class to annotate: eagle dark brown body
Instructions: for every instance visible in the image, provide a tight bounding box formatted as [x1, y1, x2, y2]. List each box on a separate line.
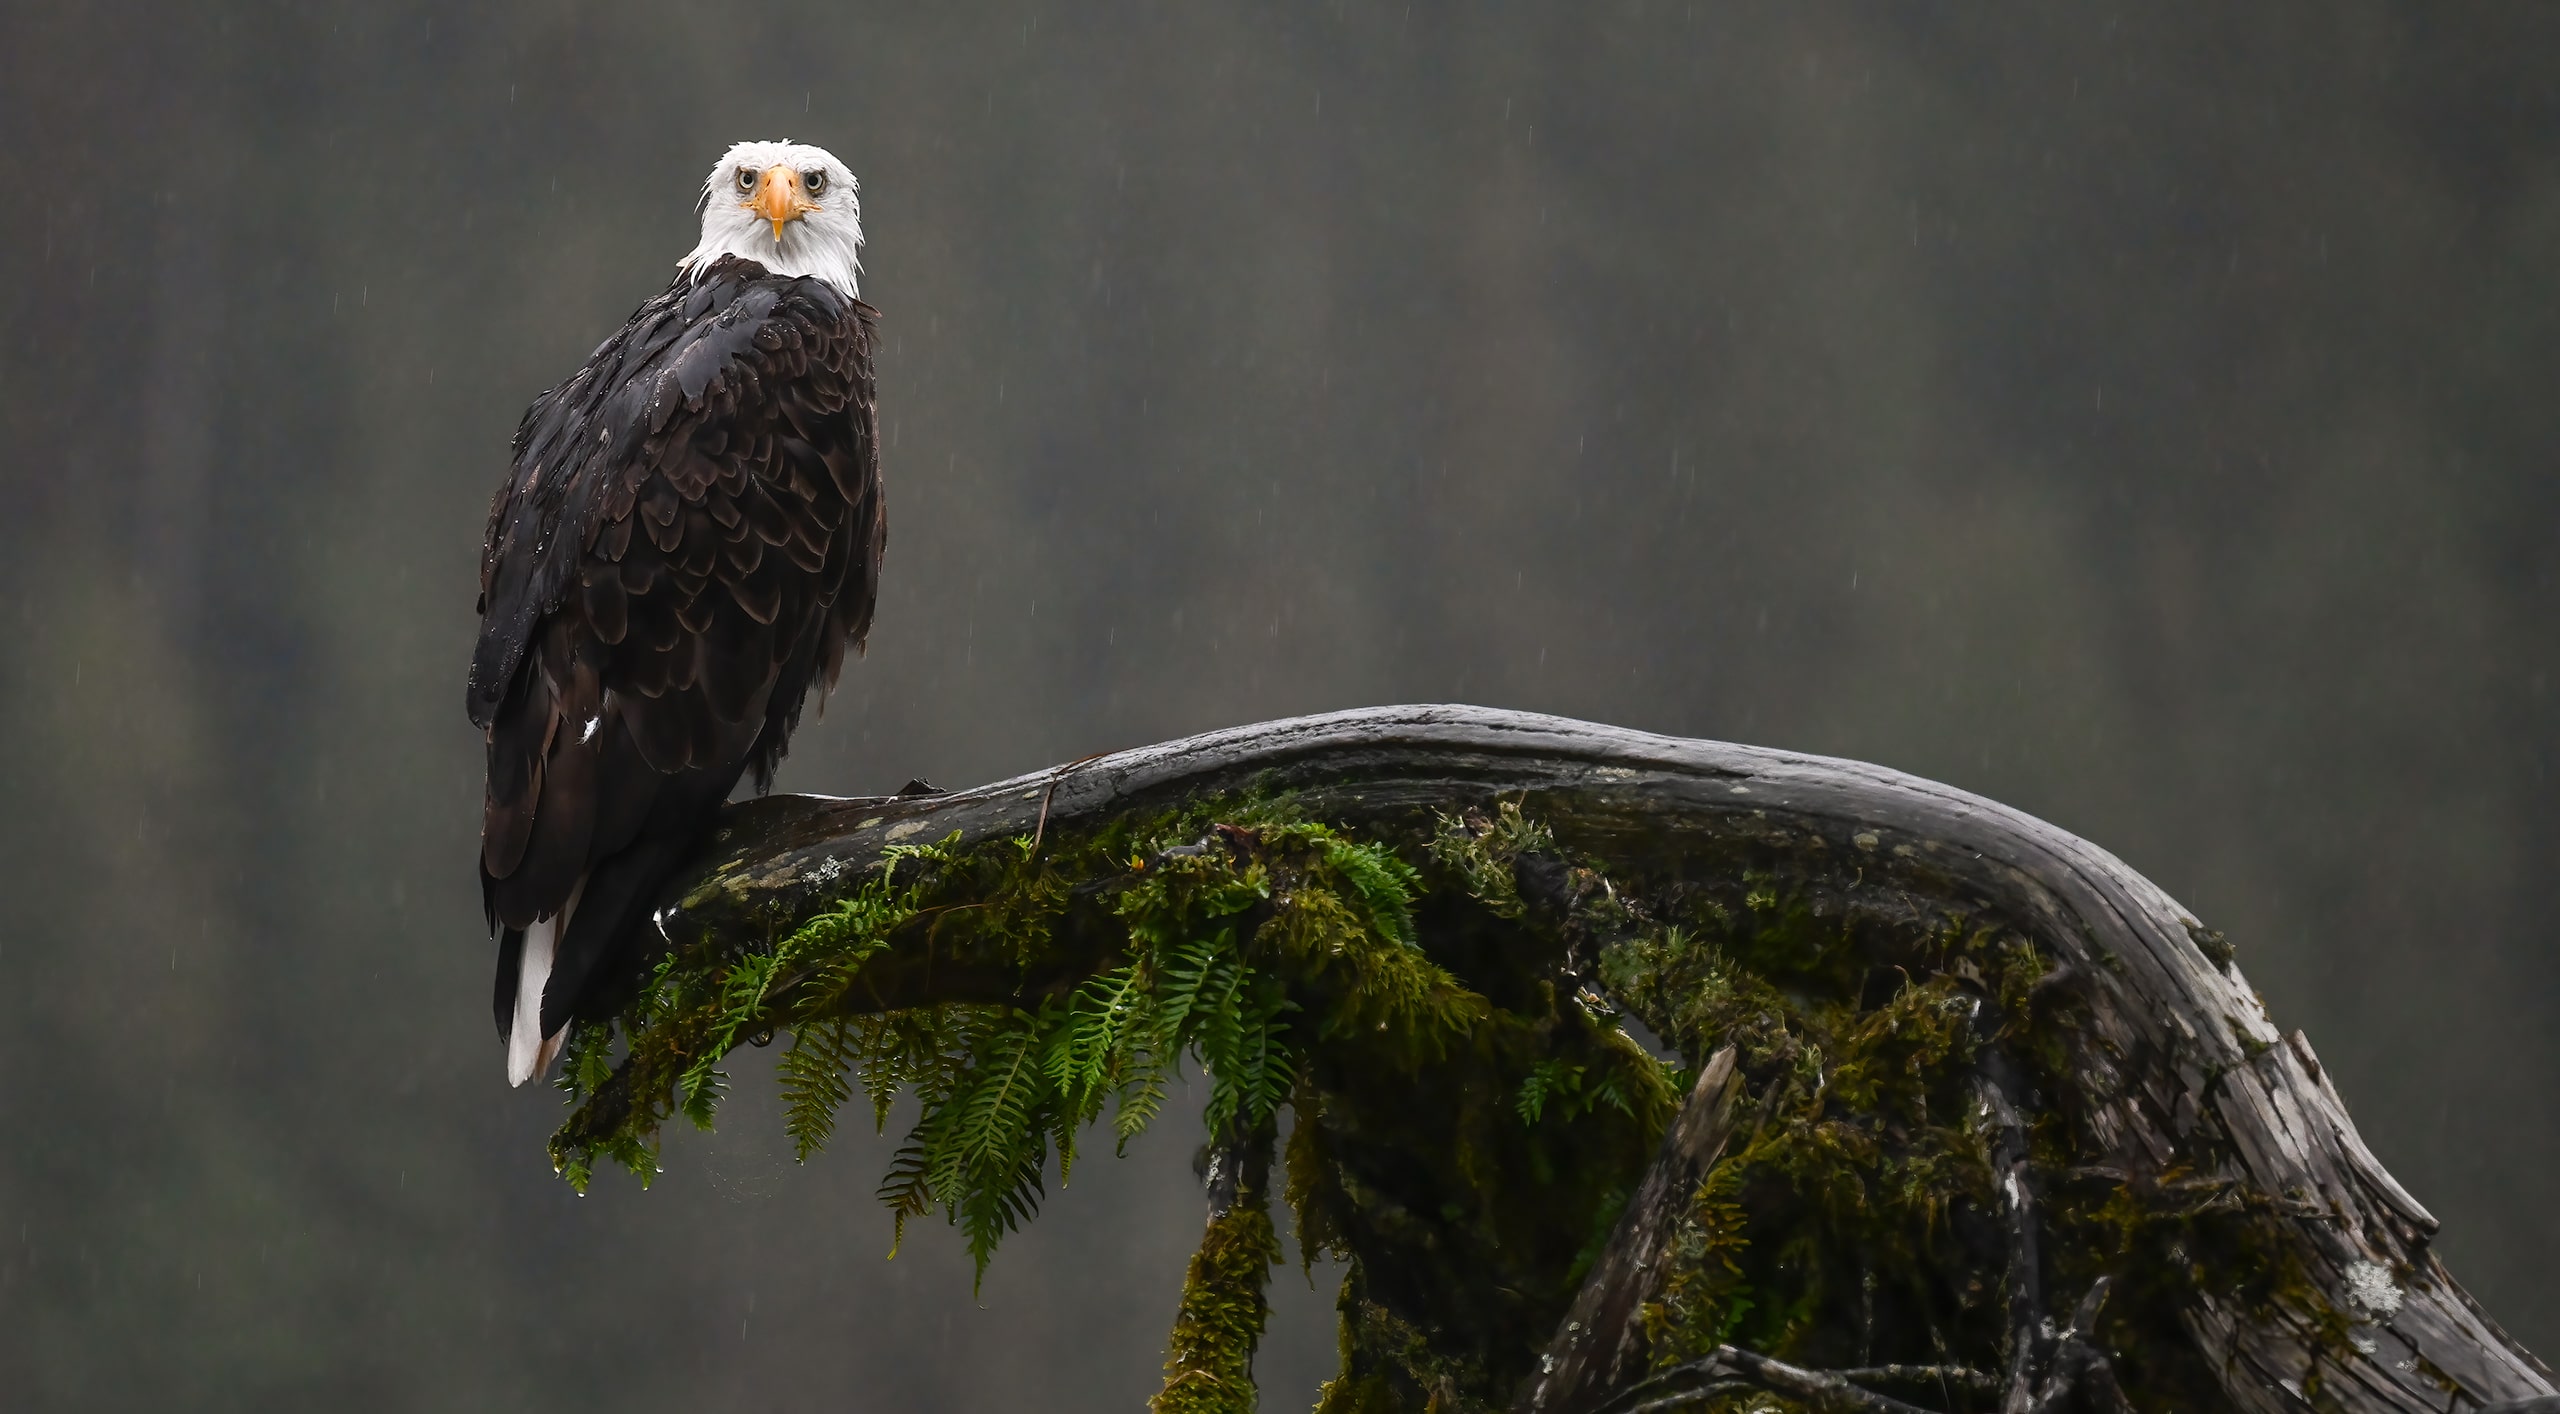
[467, 254, 883, 1075]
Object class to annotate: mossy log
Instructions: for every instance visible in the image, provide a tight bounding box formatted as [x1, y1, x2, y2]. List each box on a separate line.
[570, 705, 2550, 1414]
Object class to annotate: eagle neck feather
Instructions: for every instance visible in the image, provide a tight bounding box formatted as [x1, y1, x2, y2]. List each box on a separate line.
[681, 218, 861, 298]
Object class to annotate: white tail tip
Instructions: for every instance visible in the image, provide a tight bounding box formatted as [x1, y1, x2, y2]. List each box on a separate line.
[506, 880, 584, 1087]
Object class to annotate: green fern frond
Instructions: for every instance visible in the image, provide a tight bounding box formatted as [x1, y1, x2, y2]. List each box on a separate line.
[678, 1062, 726, 1130]
[554, 1019, 618, 1100]
[779, 1018, 857, 1160]
[680, 949, 783, 1125]
[877, 1137, 934, 1256]
[1150, 930, 1228, 1038]
[1202, 975, 1298, 1139]
[1515, 1055, 1647, 1126]
[1113, 1050, 1172, 1153]
[1317, 835, 1423, 949]
[550, 798, 1665, 1316]
[1517, 1059, 1576, 1124]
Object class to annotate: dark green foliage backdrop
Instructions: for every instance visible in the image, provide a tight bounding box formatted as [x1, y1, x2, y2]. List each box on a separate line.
[2, 4, 2554, 1409]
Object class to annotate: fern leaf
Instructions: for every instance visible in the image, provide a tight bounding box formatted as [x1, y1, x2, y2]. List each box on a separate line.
[877, 1136, 934, 1256]
[1322, 837, 1423, 949]
[778, 1018, 856, 1160]
[1114, 1049, 1172, 1153]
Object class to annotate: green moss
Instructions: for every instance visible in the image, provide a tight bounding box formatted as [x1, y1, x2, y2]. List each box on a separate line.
[2185, 920, 2238, 973]
[1315, 1283, 1482, 1414]
[1157, 1199, 1286, 1414]
[554, 804, 1487, 1290]
[2223, 1015, 2274, 1060]
[1599, 901, 2008, 1374]
[1423, 799, 1555, 921]
[1644, 1156, 1756, 1358]
[1575, 866, 2337, 1409]
[552, 795, 2346, 1414]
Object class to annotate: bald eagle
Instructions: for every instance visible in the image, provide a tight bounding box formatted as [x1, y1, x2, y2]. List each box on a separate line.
[467, 141, 884, 1086]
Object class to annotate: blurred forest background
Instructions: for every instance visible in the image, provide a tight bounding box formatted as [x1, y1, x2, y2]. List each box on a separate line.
[3, 3, 2556, 1410]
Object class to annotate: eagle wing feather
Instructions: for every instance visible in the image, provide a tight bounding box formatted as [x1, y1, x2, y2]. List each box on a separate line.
[471, 257, 883, 1043]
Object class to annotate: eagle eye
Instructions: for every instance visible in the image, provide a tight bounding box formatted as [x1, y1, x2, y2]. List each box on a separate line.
[735, 166, 757, 192]
[803, 170, 826, 195]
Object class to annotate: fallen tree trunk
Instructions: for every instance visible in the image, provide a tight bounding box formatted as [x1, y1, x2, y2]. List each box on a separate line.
[560, 705, 2550, 1414]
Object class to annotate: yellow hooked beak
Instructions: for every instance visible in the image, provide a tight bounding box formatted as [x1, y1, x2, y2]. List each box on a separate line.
[748, 166, 815, 242]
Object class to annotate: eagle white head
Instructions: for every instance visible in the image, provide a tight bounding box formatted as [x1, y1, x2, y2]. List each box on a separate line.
[682, 139, 863, 297]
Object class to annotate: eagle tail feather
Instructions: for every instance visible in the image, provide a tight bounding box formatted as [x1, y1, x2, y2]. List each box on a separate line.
[506, 875, 586, 1087]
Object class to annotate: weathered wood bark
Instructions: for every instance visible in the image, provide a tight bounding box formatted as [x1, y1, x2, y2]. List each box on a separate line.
[1520, 1046, 1746, 1413]
[647, 704, 2549, 1414]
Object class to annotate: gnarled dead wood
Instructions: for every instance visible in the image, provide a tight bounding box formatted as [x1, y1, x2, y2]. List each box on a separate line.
[639, 705, 2549, 1414]
[1521, 1046, 1746, 1413]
